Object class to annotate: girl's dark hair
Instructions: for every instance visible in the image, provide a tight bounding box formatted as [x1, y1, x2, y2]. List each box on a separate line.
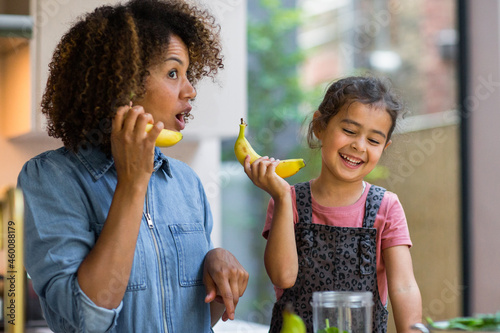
[42, 0, 223, 155]
[307, 76, 404, 148]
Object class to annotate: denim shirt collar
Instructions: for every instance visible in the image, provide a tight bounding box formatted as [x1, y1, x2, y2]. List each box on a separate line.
[75, 146, 172, 181]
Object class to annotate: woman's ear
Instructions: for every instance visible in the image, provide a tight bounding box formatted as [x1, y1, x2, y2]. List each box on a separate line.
[313, 110, 323, 141]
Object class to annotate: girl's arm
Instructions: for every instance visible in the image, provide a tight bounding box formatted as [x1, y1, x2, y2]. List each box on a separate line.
[243, 156, 298, 288]
[264, 189, 298, 288]
[383, 245, 422, 333]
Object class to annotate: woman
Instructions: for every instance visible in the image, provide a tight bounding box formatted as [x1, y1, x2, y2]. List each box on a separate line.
[18, 1, 248, 332]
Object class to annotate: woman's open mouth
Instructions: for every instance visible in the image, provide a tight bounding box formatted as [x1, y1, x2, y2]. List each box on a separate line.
[175, 110, 193, 130]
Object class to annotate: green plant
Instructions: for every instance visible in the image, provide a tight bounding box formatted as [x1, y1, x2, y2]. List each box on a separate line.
[426, 313, 500, 331]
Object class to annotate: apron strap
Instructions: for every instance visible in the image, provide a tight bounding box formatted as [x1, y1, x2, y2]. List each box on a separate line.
[295, 181, 387, 228]
[294, 182, 312, 224]
[363, 185, 386, 228]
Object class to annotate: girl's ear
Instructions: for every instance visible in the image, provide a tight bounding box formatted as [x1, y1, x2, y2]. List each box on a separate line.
[384, 139, 392, 151]
[313, 110, 323, 140]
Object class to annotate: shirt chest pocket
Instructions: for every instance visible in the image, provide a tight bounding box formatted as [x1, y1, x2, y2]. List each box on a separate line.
[93, 223, 147, 292]
[169, 223, 209, 287]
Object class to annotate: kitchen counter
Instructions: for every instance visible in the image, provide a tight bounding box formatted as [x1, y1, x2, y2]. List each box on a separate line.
[8, 320, 269, 333]
[213, 319, 269, 333]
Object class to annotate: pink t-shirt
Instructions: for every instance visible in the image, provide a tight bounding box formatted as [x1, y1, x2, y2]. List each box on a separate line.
[262, 182, 412, 306]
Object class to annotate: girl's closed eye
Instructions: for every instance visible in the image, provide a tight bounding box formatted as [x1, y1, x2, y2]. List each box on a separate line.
[343, 128, 356, 135]
[368, 138, 381, 145]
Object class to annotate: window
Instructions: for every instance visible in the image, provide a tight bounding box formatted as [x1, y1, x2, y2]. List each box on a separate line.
[221, 1, 462, 330]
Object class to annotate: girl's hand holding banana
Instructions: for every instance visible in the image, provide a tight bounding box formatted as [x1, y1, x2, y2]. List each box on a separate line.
[234, 118, 305, 178]
[244, 155, 291, 200]
[236, 118, 305, 198]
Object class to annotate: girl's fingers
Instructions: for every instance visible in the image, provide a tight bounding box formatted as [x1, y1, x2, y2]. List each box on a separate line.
[244, 156, 266, 175]
[268, 159, 280, 174]
[257, 158, 270, 178]
[245, 156, 280, 180]
[257, 157, 279, 177]
[243, 155, 252, 176]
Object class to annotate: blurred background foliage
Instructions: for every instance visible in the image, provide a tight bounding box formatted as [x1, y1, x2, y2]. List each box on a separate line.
[221, 0, 323, 323]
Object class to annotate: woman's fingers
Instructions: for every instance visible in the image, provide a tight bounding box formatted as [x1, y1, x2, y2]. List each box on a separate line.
[113, 104, 163, 145]
[132, 111, 154, 140]
[112, 103, 131, 134]
[203, 248, 249, 321]
[146, 121, 164, 145]
[122, 105, 144, 135]
[111, 102, 160, 182]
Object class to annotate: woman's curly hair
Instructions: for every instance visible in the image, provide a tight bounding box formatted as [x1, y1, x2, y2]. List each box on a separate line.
[42, 0, 223, 155]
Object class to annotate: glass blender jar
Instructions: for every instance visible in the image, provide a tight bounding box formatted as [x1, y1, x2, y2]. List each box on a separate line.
[311, 291, 374, 333]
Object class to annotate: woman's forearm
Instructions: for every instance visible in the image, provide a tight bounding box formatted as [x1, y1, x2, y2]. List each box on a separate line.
[77, 180, 147, 309]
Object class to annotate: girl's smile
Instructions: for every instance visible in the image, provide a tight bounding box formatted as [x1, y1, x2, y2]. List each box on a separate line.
[339, 152, 364, 169]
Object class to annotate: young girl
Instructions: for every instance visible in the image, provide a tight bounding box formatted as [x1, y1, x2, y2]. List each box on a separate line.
[244, 76, 422, 333]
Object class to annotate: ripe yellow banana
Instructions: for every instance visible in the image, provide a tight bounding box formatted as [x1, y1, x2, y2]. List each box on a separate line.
[145, 124, 183, 147]
[281, 307, 306, 333]
[234, 119, 305, 178]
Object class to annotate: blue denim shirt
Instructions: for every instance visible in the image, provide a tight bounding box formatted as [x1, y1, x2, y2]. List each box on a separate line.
[18, 146, 215, 332]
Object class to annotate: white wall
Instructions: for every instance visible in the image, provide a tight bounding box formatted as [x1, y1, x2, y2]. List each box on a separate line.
[467, 0, 500, 314]
[176, 0, 248, 247]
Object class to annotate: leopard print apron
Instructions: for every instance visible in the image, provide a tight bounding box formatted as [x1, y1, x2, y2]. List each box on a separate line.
[269, 182, 388, 333]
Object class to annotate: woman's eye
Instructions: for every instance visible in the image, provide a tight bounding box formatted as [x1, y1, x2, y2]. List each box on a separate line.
[168, 70, 178, 79]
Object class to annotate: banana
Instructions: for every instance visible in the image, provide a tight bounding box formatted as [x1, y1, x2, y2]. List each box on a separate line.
[145, 124, 183, 147]
[234, 118, 305, 178]
[281, 307, 306, 333]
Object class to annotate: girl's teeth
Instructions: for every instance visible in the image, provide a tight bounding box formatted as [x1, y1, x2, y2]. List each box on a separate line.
[341, 154, 361, 164]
